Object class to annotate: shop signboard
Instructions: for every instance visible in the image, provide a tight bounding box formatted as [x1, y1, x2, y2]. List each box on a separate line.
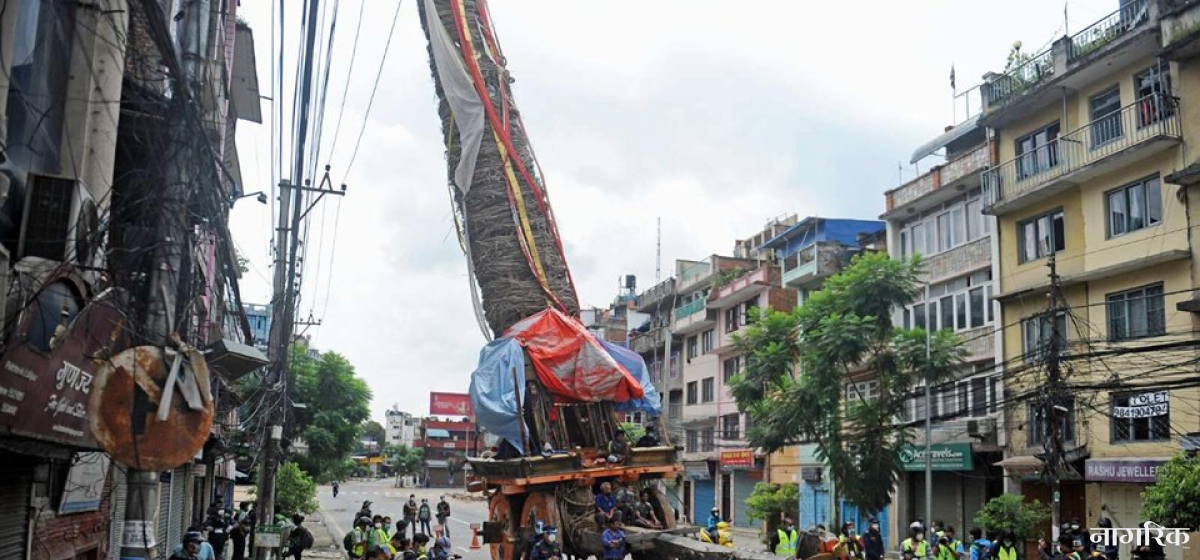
[899, 443, 973, 471]
[1084, 459, 1166, 483]
[430, 392, 474, 418]
[720, 449, 754, 470]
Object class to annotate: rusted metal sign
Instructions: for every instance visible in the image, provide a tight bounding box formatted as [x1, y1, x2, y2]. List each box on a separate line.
[0, 274, 130, 448]
[89, 345, 214, 471]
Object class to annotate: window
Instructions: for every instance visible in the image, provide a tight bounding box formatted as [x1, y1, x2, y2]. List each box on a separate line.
[701, 378, 715, 403]
[723, 356, 741, 383]
[898, 191, 990, 258]
[905, 271, 993, 333]
[1089, 86, 1123, 147]
[1016, 122, 1061, 179]
[725, 307, 740, 333]
[1135, 65, 1174, 126]
[845, 380, 879, 402]
[1018, 209, 1065, 263]
[625, 412, 645, 425]
[1111, 391, 1170, 443]
[1028, 399, 1076, 446]
[1107, 176, 1162, 237]
[721, 414, 740, 440]
[1107, 284, 1165, 340]
[1022, 312, 1068, 363]
[686, 381, 698, 405]
[701, 428, 715, 452]
[686, 429, 698, 453]
[687, 336, 698, 360]
[701, 329, 715, 354]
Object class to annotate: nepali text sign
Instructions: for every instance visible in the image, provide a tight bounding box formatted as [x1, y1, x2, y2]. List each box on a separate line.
[900, 443, 973, 471]
[1113, 391, 1169, 419]
[430, 392, 474, 418]
[1085, 459, 1165, 483]
[721, 449, 754, 469]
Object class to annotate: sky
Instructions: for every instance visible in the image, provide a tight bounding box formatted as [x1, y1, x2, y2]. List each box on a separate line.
[229, 0, 1119, 423]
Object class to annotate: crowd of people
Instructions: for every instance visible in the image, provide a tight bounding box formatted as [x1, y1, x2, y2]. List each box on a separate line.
[168, 501, 260, 560]
[344, 496, 459, 560]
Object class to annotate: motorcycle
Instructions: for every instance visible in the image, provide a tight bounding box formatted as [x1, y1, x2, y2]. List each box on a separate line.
[698, 522, 733, 548]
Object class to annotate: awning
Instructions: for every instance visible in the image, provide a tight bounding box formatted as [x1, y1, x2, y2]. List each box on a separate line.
[230, 25, 262, 123]
[426, 429, 451, 439]
[994, 455, 1043, 471]
[910, 116, 981, 163]
[684, 461, 710, 481]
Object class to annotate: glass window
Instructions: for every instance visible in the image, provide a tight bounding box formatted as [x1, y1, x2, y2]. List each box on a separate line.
[912, 223, 927, 255]
[722, 414, 740, 440]
[1089, 86, 1123, 147]
[1108, 176, 1162, 237]
[1029, 399, 1076, 446]
[1023, 312, 1068, 363]
[1107, 284, 1165, 340]
[1016, 122, 1061, 179]
[701, 330, 714, 354]
[701, 428, 715, 452]
[971, 377, 988, 417]
[955, 293, 967, 330]
[687, 336, 698, 360]
[952, 206, 966, 246]
[969, 287, 985, 328]
[1018, 209, 1065, 263]
[686, 382, 698, 405]
[1111, 391, 1170, 442]
[723, 356, 741, 383]
[899, 231, 909, 257]
[913, 304, 926, 330]
[938, 213, 953, 251]
[701, 378, 715, 403]
[939, 296, 954, 331]
[1135, 65, 1175, 126]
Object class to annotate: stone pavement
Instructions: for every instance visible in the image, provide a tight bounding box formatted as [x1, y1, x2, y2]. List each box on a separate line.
[303, 510, 345, 560]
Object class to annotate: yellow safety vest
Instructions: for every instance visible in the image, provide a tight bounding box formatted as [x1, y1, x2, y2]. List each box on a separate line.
[998, 546, 1018, 560]
[903, 538, 929, 558]
[777, 529, 799, 555]
[352, 530, 368, 556]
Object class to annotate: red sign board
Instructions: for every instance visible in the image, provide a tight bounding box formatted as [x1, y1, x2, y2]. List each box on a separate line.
[720, 449, 754, 469]
[430, 392, 473, 418]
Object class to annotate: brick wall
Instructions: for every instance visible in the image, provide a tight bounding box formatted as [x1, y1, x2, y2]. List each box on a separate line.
[766, 286, 797, 313]
[31, 472, 116, 560]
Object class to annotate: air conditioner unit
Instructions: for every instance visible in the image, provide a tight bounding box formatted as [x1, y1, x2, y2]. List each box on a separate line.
[967, 418, 996, 439]
[18, 174, 103, 273]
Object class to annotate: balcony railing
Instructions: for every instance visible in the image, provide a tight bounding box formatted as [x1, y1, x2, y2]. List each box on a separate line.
[675, 298, 707, 320]
[985, 48, 1055, 107]
[1069, 0, 1149, 61]
[984, 94, 1179, 207]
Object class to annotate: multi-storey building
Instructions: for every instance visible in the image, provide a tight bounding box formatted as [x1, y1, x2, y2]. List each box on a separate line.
[386, 407, 420, 448]
[883, 120, 1004, 539]
[630, 277, 681, 431]
[967, 3, 1199, 558]
[759, 217, 889, 535]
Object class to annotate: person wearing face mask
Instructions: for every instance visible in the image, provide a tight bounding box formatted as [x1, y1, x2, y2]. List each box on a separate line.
[772, 516, 799, 556]
[369, 517, 392, 551]
[418, 499, 433, 538]
[944, 527, 965, 560]
[530, 526, 562, 560]
[1093, 518, 1118, 560]
[841, 522, 864, 559]
[436, 496, 452, 538]
[902, 528, 929, 560]
[1068, 519, 1087, 555]
[404, 496, 419, 539]
[996, 532, 1019, 560]
[863, 517, 885, 560]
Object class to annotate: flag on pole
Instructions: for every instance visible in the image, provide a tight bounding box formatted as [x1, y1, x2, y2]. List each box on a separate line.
[950, 64, 956, 91]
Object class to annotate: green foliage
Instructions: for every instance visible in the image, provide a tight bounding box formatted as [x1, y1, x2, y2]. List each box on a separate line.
[275, 462, 319, 516]
[711, 267, 748, 289]
[729, 252, 964, 514]
[361, 421, 386, 448]
[745, 482, 799, 523]
[620, 422, 646, 443]
[288, 346, 372, 480]
[388, 445, 425, 476]
[1142, 452, 1200, 530]
[974, 494, 1049, 538]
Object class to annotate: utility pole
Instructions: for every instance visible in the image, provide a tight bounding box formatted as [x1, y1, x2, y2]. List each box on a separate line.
[1044, 250, 1066, 541]
[923, 282, 933, 558]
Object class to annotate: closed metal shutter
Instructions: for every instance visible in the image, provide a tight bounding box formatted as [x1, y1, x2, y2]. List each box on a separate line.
[962, 477, 987, 535]
[168, 467, 186, 546]
[157, 471, 173, 557]
[0, 453, 33, 560]
[692, 480, 715, 523]
[109, 465, 127, 560]
[732, 472, 757, 528]
[911, 472, 962, 532]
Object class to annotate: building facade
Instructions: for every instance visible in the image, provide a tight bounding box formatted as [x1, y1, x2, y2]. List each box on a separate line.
[965, 3, 1200, 559]
[385, 407, 420, 448]
[883, 120, 1004, 540]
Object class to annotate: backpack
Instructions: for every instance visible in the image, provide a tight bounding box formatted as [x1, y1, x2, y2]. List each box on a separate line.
[295, 527, 314, 550]
[343, 531, 355, 552]
[972, 542, 994, 560]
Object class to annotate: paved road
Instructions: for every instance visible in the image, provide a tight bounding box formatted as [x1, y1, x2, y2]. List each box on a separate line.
[318, 479, 491, 560]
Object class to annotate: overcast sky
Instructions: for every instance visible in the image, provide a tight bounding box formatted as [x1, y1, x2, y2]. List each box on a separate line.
[230, 0, 1118, 423]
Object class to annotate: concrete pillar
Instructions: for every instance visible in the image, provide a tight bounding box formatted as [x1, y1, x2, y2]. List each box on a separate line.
[60, 0, 128, 209]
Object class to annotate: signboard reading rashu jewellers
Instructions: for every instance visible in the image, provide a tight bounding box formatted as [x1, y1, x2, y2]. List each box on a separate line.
[1084, 459, 1166, 483]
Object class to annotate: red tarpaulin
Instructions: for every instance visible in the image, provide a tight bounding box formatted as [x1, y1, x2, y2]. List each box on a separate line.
[503, 308, 645, 403]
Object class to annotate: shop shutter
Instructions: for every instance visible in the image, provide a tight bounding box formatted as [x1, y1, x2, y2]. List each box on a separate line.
[912, 472, 963, 533]
[0, 454, 33, 560]
[692, 480, 716, 523]
[962, 476, 987, 536]
[109, 465, 127, 560]
[157, 471, 173, 556]
[168, 467, 186, 548]
[732, 472, 757, 528]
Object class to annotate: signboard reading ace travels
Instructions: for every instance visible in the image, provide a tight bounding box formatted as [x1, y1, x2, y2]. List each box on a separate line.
[899, 443, 974, 471]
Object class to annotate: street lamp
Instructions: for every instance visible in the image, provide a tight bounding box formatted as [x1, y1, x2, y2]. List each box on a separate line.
[232, 191, 268, 205]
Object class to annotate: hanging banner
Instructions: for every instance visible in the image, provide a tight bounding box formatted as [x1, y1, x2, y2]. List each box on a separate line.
[720, 449, 754, 470]
[1113, 391, 1169, 419]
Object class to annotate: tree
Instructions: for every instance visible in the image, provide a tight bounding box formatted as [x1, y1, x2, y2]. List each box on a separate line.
[974, 494, 1050, 539]
[275, 462, 319, 516]
[361, 421, 386, 448]
[1143, 452, 1200, 530]
[388, 445, 424, 478]
[745, 482, 800, 523]
[289, 346, 372, 479]
[729, 253, 964, 514]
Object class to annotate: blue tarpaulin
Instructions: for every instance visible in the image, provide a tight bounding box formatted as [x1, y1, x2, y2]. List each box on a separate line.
[470, 336, 663, 455]
[600, 340, 661, 417]
[469, 339, 528, 452]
